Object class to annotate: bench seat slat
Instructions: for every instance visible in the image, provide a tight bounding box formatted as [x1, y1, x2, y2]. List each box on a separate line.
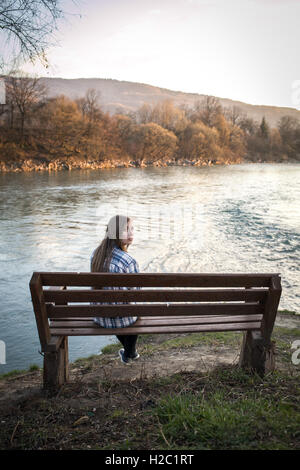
[49, 314, 262, 328]
[50, 314, 262, 329]
[50, 321, 261, 336]
[50, 314, 263, 327]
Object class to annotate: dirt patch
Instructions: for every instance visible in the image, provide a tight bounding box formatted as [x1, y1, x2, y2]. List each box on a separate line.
[74, 345, 240, 387]
[0, 343, 239, 411]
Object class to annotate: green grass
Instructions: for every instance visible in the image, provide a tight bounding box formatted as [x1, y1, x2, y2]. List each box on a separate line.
[278, 309, 298, 316]
[151, 368, 300, 450]
[272, 326, 300, 364]
[161, 331, 241, 349]
[154, 391, 298, 449]
[101, 343, 120, 355]
[274, 326, 300, 338]
[0, 364, 40, 380]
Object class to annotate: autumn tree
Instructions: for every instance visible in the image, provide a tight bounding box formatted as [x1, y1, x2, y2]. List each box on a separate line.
[135, 103, 152, 124]
[214, 113, 246, 161]
[149, 100, 187, 134]
[37, 95, 84, 157]
[128, 122, 177, 165]
[135, 100, 188, 135]
[111, 114, 136, 162]
[179, 121, 220, 163]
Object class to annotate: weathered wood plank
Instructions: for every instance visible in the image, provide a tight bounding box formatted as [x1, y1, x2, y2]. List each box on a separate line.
[261, 276, 282, 343]
[50, 314, 263, 329]
[239, 330, 276, 376]
[46, 302, 263, 318]
[43, 335, 64, 352]
[43, 288, 268, 303]
[40, 272, 277, 288]
[50, 321, 261, 336]
[49, 314, 264, 322]
[43, 336, 69, 391]
[29, 273, 51, 349]
[50, 314, 263, 324]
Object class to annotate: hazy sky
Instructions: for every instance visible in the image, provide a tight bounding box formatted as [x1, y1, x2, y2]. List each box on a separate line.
[16, 0, 300, 108]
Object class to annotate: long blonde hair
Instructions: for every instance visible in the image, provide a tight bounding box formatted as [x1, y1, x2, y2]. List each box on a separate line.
[91, 214, 131, 272]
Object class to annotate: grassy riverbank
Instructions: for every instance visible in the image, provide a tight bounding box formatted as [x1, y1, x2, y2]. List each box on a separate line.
[0, 310, 299, 450]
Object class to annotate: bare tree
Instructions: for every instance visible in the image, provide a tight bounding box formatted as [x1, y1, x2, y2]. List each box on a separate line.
[278, 115, 300, 143]
[0, 0, 66, 68]
[5, 70, 47, 136]
[76, 89, 101, 123]
[224, 106, 244, 126]
[239, 116, 258, 136]
[192, 96, 222, 127]
[76, 88, 102, 138]
[135, 103, 152, 124]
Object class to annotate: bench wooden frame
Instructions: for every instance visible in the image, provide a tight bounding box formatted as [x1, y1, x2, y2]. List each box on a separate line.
[29, 272, 282, 391]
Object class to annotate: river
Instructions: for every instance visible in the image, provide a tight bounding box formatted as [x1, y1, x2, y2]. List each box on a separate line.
[0, 163, 299, 373]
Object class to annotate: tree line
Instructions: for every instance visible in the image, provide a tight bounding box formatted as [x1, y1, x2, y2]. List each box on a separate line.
[0, 73, 300, 169]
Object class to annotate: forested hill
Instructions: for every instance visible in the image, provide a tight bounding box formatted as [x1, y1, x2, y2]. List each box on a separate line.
[41, 77, 300, 129]
[1, 74, 300, 172]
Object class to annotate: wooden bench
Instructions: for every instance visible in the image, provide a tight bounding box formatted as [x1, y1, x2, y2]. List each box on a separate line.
[29, 272, 282, 391]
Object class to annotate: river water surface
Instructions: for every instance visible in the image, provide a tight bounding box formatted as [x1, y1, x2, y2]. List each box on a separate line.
[0, 163, 299, 373]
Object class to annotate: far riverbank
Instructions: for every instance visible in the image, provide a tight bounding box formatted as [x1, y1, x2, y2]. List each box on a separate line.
[1, 155, 295, 173]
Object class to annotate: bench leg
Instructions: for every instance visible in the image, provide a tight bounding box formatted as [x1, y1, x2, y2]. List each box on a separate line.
[43, 337, 69, 392]
[239, 331, 275, 377]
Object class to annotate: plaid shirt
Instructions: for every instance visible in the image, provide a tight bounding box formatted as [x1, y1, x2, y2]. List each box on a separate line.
[92, 246, 140, 328]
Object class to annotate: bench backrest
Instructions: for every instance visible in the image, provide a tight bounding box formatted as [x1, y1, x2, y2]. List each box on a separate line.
[30, 272, 282, 350]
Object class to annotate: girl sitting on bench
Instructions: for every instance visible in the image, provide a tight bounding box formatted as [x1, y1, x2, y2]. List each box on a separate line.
[91, 214, 140, 365]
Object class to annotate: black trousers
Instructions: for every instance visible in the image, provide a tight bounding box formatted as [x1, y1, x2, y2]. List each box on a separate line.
[116, 335, 138, 359]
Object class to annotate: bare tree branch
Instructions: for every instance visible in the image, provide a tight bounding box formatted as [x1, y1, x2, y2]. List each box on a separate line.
[0, 0, 67, 68]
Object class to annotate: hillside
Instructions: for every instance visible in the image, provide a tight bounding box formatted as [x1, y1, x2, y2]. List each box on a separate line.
[41, 77, 300, 128]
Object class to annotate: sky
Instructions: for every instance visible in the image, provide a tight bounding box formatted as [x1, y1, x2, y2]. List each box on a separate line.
[6, 0, 300, 108]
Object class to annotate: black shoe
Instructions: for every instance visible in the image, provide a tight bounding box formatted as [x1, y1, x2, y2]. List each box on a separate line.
[119, 349, 131, 365]
[130, 351, 140, 360]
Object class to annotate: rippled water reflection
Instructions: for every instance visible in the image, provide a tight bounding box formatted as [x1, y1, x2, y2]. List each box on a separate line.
[0, 163, 299, 373]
